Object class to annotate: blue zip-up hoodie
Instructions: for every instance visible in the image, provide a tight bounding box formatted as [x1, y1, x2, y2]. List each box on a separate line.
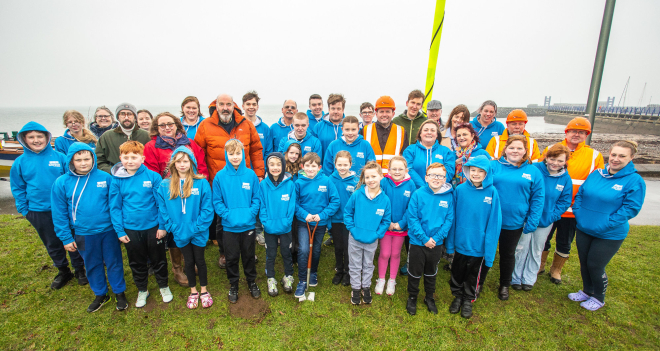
[294, 171, 340, 226]
[407, 183, 455, 246]
[156, 146, 214, 247]
[10, 122, 67, 215]
[259, 172, 296, 235]
[471, 115, 505, 149]
[252, 116, 272, 164]
[446, 155, 502, 267]
[343, 187, 392, 244]
[490, 157, 545, 233]
[54, 129, 96, 155]
[329, 170, 358, 223]
[534, 162, 573, 228]
[109, 163, 163, 237]
[51, 142, 114, 245]
[181, 116, 206, 140]
[574, 162, 646, 240]
[380, 175, 416, 231]
[270, 117, 294, 152]
[307, 110, 326, 131]
[277, 130, 323, 159]
[312, 118, 343, 155]
[403, 140, 456, 188]
[323, 135, 376, 176]
[212, 141, 261, 232]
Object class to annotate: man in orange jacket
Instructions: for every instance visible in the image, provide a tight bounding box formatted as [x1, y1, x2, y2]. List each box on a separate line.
[539, 117, 604, 284]
[485, 109, 541, 162]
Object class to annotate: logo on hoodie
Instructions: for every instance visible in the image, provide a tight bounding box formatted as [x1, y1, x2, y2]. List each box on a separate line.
[522, 173, 532, 181]
[281, 194, 290, 201]
[356, 152, 364, 158]
[435, 154, 443, 160]
[612, 184, 623, 191]
[97, 181, 107, 188]
[556, 184, 564, 191]
[258, 133, 264, 139]
[439, 201, 448, 208]
[143, 181, 152, 188]
[491, 131, 498, 136]
[318, 185, 327, 192]
[304, 146, 311, 152]
[403, 190, 411, 198]
[191, 188, 199, 195]
[346, 185, 355, 193]
[376, 209, 384, 216]
[484, 196, 492, 204]
[242, 182, 250, 190]
[49, 161, 61, 167]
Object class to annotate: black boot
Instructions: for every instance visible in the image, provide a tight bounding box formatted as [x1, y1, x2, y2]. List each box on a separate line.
[406, 296, 417, 316]
[449, 297, 462, 314]
[341, 271, 350, 286]
[51, 266, 73, 290]
[74, 267, 88, 286]
[498, 285, 509, 301]
[461, 300, 473, 319]
[228, 284, 239, 304]
[115, 292, 128, 310]
[332, 271, 343, 285]
[424, 296, 438, 314]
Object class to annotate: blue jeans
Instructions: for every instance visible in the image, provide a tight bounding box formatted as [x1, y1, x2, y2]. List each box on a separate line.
[512, 225, 553, 286]
[297, 221, 326, 283]
[75, 230, 126, 296]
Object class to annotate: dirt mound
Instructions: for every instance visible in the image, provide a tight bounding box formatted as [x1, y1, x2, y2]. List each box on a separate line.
[228, 289, 270, 321]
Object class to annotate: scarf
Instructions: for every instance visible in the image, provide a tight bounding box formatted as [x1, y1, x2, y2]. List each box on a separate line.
[453, 140, 477, 186]
[156, 132, 190, 151]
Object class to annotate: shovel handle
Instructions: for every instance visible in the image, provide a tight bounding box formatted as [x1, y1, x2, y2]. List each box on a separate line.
[306, 222, 319, 270]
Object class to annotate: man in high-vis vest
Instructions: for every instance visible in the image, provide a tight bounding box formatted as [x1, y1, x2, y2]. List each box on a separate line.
[485, 109, 541, 162]
[363, 96, 409, 174]
[539, 116, 604, 284]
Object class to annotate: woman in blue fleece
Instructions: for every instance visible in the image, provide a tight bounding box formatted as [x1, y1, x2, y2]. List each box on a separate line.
[11, 122, 87, 290]
[157, 146, 214, 309]
[569, 141, 646, 311]
[344, 161, 391, 305]
[479, 135, 545, 301]
[54, 110, 97, 155]
[470, 100, 505, 149]
[512, 144, 572, 291]
[403, 120, 455, 188]
[51, 142, 127, 313]
[446, 155, 501, 319]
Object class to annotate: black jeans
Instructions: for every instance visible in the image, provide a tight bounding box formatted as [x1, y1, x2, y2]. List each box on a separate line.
[576, 229, 624, 303]
[450, 252, 484, 302]
[223, 230, 257, 285]
[544, 217, 576, 255]
[26, 211, 84, 269]
[407, 244, 442, 297]
[179, 243, 207, 287]
[479, 227, 523, 287]
[264, 232, 294, 278]
[124, 226, 168, 291]
[330, 222, 350, 273]
[210, 214, 225, 255]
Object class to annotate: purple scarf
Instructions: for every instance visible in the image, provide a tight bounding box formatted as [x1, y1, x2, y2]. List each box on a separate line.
[156, 132, 190, 151]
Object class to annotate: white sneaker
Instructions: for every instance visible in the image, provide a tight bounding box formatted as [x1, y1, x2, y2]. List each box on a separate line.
[374, 279, 386, 295]
[135, 290, 150, 308]
[267, 278, 279, 297]
[281, 275, 294, 293]
[160, 287, 173, 303]
[386, 279, 396, 296]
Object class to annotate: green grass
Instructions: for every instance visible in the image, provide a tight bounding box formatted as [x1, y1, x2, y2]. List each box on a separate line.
[0, 214, 658, 350]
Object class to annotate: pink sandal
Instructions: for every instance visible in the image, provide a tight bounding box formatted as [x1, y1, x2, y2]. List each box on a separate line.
[200, 292, 213, 308]
[187, 293, 199, 309]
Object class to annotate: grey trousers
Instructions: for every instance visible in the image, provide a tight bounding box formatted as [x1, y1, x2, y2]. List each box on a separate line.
[348, 234, 378, 290]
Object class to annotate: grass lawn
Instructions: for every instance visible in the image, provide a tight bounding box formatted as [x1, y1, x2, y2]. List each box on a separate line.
[0, 214, 658, 350]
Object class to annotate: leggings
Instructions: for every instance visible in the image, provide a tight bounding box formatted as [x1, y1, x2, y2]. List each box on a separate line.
[479, 227, 523, 287]
[377, 235, 405, 280]
[179, 243, 208, 288]
[576, 229, 624, 303]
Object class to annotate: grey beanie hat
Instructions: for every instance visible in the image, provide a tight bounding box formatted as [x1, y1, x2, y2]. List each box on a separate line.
[115, 102, 137, 118]
[427, 100, 442, 110]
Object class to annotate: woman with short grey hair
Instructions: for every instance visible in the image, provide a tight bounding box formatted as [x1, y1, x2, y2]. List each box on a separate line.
[89, 106, 118, 139]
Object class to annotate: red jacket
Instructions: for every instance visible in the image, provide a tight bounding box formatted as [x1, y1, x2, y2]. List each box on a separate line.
[143, 136, 209, 179]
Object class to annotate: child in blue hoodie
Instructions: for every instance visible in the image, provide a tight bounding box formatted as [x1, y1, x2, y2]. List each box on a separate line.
[570, 141, 646, 311]
[157, 146, 214, 309]
[329, 151, 359, 287]
[213, 139, 262, 303]
[51, 142, 127, 313]
[405, 163, 454, 316]
[109, 141, 172, 308]
[277, 113, 323, 159]
[446, 155, 502, 319]
[293, 152, 340, 298]
[259, 152, 297, 297]
[344, 161, 391, 305]
[11, 122, 87, 290]
[322, 116, 376, 176]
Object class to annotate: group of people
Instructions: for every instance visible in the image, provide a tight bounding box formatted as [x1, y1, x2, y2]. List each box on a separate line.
[10, 90, 646, 319]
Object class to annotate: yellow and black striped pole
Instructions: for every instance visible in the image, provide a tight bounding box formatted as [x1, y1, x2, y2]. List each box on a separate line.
[423, 0, 447, 112]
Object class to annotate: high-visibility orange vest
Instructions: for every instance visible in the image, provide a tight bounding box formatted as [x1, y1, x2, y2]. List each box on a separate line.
[541, 140, 604, 218]
[486, 130, 541, 162]
[363, 123, 404, 174]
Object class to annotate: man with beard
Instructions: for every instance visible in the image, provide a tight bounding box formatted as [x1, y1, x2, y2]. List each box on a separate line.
[96, 103, 151, 173]
[270, 100, 297, 153]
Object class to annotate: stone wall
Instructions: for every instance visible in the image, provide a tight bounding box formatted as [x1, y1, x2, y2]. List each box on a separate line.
[472, 107, 547, 117]
[545, 112, 660, 136]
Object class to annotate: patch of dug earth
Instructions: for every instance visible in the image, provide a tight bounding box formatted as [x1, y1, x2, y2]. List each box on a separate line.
[228, 289, 270, 321]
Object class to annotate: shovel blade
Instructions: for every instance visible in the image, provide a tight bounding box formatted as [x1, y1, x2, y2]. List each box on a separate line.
[307, 292, 315, 301]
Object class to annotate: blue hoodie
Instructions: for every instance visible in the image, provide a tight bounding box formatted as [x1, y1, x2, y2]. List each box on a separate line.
[534, 162, 573, 228]
[277, 130, 322, 159]
[181, 116, 206, 140]
[343, 187, 392, 244]
[307, 110, 326, 131]
[109, 163, 163, 237]
[407, 183, 455, 247]
[471, 115, 505, 149]
[380, 175, 416, 231]
[312, 118, 343, 155]
[54, 129, 96, 155]
[574, 162, 646, 240]
[252, 116, 272, 164]
[329, 171, 358, 223]
[490, 158, 545, 233]
[294, 172, 340, 226]
[156, 146, 214, 247]
[270, 117, 294, 152]
[446, 155, 502, 267]
[51, 142, 114, 245]
[323, 135, 376, 176]
[212, 141, 261, 232]
[259, 173, 296, 235]
[10, 122, 67, 216]
[403, 140, 456, 188]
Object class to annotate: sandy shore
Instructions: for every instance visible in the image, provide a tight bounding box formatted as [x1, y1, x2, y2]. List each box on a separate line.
[531, 133, 660, 164]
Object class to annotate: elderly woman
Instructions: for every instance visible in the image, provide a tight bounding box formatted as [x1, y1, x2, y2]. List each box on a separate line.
[443, 105, 471, 151]
[403, 119, 455, 188]
[452, 123, 490, 187]
[89, 106, 118, 139]
[55, 110, 97, 154]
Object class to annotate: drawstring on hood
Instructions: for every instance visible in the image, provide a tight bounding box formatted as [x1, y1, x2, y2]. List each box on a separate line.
[65, 142, 98, 224]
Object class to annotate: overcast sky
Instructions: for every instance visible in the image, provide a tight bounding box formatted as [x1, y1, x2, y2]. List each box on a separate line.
[0, 0, 657, 109]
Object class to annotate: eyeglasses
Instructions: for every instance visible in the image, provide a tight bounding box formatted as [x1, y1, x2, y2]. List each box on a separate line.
[66, 121, 81, 126]
[426, 174, 446, 180]
[567, 130, 588, 136]
[96, 115, 111, 119]
[157, 122, 176, 129]
[118, 111, 134, 117]
[284, 106, 296, 110]
[361, 111, 374, 116]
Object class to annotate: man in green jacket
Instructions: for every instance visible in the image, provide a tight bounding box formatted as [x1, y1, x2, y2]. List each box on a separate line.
[392, 89, 427, 145]
[95, 102, 151, 173]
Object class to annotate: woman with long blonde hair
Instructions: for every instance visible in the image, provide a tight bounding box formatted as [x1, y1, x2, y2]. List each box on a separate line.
[55, 110, 97, 154]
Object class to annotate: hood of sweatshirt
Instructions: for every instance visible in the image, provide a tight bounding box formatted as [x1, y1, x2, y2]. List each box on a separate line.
[471, 115, 501, 130]
[111, 162, 147, 178]
[462, 155, 493, 189]
[339, 134, 365, 146]
[66, 142, 98, 176]
[598, 161, 638, 179]
[170, 145, 199, 173]
[306, 110, 325, 121]
[330, 170, 358, 184]
[61, 129, 77, 141]
[424, 182, 454, 195]
[221, 139, 248, 176]
[17, 121, 53, 155]
[536, 161, 568, 178]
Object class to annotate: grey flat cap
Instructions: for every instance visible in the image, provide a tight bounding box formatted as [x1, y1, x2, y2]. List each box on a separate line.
[427, 100, 442, 110]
